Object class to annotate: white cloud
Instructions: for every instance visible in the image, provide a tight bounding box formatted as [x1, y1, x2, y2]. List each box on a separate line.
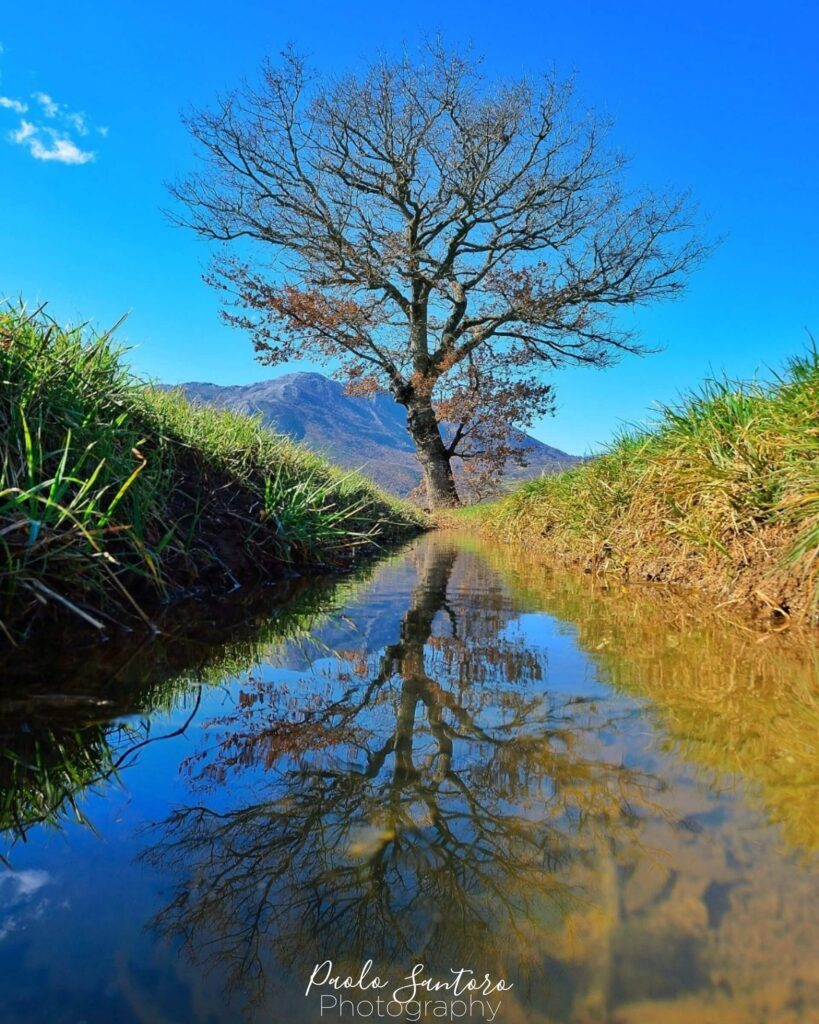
[31, 134, 95, 165]
[32, 90, 59, 117]
[66, 110, 89, 135]
[0, 869, 51, 901]
[0, 870, 52, 944]
[0, 53, 105, 165]
[9, 121, 95, 164]
[10, 118, 35, 142]
[31, 91, 99, 138]
[0, 95, 27, 113]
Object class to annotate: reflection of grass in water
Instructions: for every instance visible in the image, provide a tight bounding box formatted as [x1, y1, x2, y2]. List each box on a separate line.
[0, 552, 395, 846]
[468, 533, 819, 852]
[0, 704, 201, 850]
[0, 723, 119, 844]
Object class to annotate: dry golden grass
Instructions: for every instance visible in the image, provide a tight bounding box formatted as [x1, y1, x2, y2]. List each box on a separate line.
[461, 350, 819, 623]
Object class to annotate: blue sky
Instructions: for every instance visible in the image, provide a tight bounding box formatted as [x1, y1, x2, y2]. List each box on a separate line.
[0, 1, 816, 455]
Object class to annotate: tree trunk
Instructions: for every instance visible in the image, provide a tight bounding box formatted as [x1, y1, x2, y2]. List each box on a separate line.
[405, 400, 460, 509]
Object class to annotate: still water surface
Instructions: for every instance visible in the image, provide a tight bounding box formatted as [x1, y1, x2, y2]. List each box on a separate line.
[1, 533, 818, 1023]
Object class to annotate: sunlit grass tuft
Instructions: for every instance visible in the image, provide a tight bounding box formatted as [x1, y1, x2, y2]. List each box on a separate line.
[0, 304, 425, 640]
[464, 347, 819, 621]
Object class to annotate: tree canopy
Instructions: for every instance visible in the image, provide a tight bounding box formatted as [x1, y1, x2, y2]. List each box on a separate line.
[172, 45, 708, 507]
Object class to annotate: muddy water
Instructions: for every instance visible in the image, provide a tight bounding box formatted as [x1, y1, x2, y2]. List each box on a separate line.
[0, 532, 818, 1023]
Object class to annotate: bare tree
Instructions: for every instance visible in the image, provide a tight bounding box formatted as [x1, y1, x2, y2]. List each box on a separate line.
[172, 44, 708, 508]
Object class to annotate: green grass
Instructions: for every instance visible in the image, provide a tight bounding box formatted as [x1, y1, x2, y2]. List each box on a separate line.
[0, 304, 425, 640]
[463, 348, 819, 621]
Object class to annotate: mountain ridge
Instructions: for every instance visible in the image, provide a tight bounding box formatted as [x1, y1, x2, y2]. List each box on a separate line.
[168, 372, 580, 496]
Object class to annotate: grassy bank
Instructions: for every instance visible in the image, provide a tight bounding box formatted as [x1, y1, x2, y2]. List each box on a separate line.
[462, 350, 819, 623]
[0, 306, 425, 641]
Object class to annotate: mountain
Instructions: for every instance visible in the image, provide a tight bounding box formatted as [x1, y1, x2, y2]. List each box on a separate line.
[169, 373, 580, 496]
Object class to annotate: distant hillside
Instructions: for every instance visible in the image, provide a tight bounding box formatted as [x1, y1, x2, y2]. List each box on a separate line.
[169, 372, 580, 496]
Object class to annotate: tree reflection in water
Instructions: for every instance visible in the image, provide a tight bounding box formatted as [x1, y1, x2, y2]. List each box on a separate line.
[144, 538, 670, 1007]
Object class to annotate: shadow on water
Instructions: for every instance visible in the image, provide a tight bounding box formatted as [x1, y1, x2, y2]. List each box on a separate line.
[0, 532, 817, 1023]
